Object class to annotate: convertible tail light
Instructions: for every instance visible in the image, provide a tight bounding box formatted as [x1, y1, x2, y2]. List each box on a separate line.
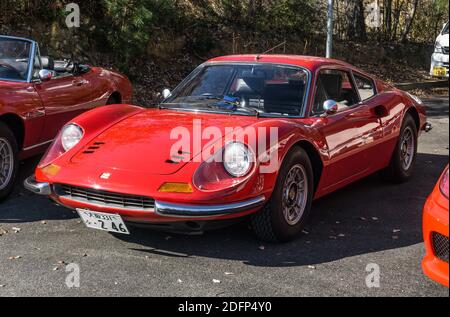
[439, 166, 449, 199]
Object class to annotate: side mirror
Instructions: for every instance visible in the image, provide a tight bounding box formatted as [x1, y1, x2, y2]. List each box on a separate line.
[162, 88, 171, 99]
[323, 99, 338, 114]
[38, 69, 52, 82]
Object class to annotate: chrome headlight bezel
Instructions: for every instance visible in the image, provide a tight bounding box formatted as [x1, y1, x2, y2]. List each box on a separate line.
[61, 124, 84, 152]
[223, 142, 254, 177]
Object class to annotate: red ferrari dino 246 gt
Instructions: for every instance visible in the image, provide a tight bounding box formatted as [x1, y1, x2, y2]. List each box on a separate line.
[0, 35, 132, 200]
[26, 55, 431, 242]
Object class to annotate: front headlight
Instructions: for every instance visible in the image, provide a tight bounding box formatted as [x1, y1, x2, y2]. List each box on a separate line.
[435, 42, 443, 54]
[223, 142, 254, 177]
[61, 124, 83, 151]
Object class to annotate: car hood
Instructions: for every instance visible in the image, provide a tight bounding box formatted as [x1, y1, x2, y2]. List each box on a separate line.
[437, 33, 449, 47]
[70, 109, 260, 175]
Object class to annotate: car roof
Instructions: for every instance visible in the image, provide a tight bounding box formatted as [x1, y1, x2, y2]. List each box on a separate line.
[207, 54, 354, 72]
[0, 35, 35, 43]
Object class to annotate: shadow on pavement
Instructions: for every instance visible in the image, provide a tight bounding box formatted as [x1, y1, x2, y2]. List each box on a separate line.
[0, 156, 77, 223]
[115, 152, 448, 267]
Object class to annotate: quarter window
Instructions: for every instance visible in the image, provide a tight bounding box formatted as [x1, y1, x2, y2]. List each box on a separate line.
[353, 74, 376, 101]
[311, 69, 359, 115]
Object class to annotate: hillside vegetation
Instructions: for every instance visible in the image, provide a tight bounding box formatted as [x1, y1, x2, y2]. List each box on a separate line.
[1, 0, 448, 105]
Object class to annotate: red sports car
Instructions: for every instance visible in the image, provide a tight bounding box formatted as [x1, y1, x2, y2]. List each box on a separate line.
[26, 54, 431, 242]
[422, 165, 449, 287]
[0, 35, 132, 200]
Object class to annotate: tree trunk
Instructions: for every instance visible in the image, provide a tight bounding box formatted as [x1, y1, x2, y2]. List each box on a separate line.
[400, 0, 419, 42]
[346, 0, 366, 41]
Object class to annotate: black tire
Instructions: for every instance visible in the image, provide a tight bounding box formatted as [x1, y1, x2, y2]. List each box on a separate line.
[0, 122, 19, 202]
[251, 146, 314, 242]
[106, 94, 120, 105]
[381, 113, 418, 183]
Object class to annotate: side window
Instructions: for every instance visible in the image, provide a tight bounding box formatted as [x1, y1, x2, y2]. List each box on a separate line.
[311, 69, 359, 115]
[32, 46, 42, 80]
[353, 74, 376, 101]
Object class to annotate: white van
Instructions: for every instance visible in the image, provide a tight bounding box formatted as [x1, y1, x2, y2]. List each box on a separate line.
[430, 21, 449, 78]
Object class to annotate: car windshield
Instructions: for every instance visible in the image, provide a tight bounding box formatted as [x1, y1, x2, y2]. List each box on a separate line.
[163, 63, 309, 117]
[0, 38, 32, 81]
[443, 22, 449, 35]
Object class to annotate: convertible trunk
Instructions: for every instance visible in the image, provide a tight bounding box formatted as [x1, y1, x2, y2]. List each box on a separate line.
[70, 109, 259, 175]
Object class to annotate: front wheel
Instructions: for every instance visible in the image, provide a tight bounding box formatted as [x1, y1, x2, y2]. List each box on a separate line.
[0, 123, 19, 201]
[251, 147, 314, 242]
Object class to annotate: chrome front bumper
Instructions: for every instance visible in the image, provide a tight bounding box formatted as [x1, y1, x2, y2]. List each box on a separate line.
[155, 196, 266, 217]
[24, 176, 51, 195]
[24, 175, 266, 217]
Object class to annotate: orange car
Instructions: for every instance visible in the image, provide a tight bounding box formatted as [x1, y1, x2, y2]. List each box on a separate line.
[422, 165, 449, 287]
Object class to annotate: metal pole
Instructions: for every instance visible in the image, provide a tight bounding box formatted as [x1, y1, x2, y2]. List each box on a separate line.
[326, 0, 334, 58]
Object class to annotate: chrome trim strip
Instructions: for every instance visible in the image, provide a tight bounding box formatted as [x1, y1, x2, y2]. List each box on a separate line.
[23, 139, 53, 151]
[23, 176, 51, 195]
[155, 196, 266, 217]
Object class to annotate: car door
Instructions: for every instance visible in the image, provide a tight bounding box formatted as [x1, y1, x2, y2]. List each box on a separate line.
[33, 67, 93, 142]
[311, 68, 383, 191]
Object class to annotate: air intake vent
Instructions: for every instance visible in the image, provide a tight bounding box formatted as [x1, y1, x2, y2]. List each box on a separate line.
[55, 184, 155, 211]
[83, 142, 105, 154]
[432, 232, 449, 263]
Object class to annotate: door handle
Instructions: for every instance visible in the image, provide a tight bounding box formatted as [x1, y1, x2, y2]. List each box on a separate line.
[72, 79, 86, 86]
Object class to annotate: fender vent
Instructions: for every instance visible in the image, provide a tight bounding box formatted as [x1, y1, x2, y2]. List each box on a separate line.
[82, 142, 105, 154]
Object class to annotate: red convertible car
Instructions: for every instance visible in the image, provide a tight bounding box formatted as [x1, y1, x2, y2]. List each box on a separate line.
[26, 54, 431, 242]
[0, 35, 132, 200]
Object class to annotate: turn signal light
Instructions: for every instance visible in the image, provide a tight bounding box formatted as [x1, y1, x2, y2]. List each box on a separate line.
[41, 164, 61, 176]
[158, 183, 193, 193]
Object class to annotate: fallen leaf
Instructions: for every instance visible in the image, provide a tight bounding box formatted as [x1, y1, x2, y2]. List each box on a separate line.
[8, 256, 21, 260]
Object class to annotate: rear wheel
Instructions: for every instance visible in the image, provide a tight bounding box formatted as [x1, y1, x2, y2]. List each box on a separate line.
[0, 123, 19, 201]
[251, 147, 314, 242]
[381, 114, 418, 183]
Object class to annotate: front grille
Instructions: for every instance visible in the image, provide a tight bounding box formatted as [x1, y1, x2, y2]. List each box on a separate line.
[432, 232, 449, 263]
[443, 46, 449, 55]
[55, 184, 155, 211]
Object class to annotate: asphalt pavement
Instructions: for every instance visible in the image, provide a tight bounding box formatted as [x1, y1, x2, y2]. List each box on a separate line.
[0, 96, 448, 297]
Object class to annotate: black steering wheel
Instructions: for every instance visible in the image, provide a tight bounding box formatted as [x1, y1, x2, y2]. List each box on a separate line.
[0, 63, 23, 79]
